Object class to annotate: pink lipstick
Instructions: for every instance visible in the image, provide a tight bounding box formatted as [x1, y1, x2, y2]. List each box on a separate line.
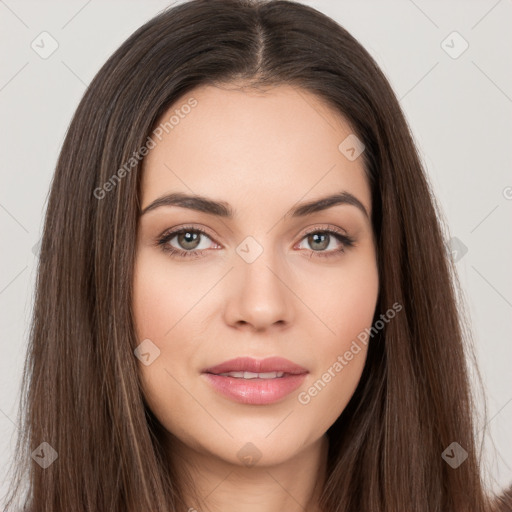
[202, 356, 308, 405]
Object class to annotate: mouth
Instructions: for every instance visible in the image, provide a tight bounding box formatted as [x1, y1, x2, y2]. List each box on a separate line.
[201, 357, 308, 405]
[214, 370, 288, 379]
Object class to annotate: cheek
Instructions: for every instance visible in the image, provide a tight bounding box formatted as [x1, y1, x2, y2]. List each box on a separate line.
[133, 252, 168, 341]
[132, 249, 194, 357]
[304, 248, 379, 345]
[297, 347, 367, 438]
[334, 262, 379, 342]
[297, 252, 378, 424]
[132, 250, 216, 437]
[132, 249, 205, 341]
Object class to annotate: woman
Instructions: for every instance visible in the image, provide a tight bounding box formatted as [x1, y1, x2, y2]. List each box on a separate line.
[4, 0, 505, 510]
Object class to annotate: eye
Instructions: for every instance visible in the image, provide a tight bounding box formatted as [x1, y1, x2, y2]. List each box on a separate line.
[155, 224, 355, 259]
[295, 226, 355, 259]
[156, 226, 218, 258]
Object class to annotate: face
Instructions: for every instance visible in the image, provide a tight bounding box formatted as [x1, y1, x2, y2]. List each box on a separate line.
[133, 83, 379, 467]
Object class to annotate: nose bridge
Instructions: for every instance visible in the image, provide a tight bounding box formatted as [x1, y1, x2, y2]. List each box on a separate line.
[235, 231, 284, 283]
[228, 232, 293, 329]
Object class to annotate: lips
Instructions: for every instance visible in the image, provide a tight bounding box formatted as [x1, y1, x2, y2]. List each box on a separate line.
[202, 357, 308, 405]
[202, 356, 308, 376]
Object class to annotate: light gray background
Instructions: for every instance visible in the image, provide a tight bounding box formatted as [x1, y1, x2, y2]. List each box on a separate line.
[1, 0, 511, 502]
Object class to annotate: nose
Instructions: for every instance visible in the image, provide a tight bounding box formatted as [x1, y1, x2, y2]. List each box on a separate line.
[223, 244, 294, 332]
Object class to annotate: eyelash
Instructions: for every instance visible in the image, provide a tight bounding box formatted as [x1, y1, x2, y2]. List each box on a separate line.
[155, 224, 355, 260]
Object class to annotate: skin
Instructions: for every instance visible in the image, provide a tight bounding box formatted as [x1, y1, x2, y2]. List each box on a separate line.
[133, 83, 379, 512]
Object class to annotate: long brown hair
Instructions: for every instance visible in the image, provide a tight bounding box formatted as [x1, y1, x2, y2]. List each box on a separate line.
[3, 0, 497, 510]
[492, 485, 512, 512]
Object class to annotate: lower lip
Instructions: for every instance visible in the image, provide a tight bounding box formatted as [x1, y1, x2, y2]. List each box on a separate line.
[202, 373, 308, 405]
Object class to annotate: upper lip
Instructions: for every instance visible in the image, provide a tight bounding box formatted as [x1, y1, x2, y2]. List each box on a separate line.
[202, 357, 308, 375]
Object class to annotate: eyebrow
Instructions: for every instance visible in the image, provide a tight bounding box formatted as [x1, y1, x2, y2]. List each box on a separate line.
[140, 191, 369, 220]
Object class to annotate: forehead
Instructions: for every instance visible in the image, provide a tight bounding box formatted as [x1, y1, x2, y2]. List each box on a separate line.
[141, 84, 371, 219]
